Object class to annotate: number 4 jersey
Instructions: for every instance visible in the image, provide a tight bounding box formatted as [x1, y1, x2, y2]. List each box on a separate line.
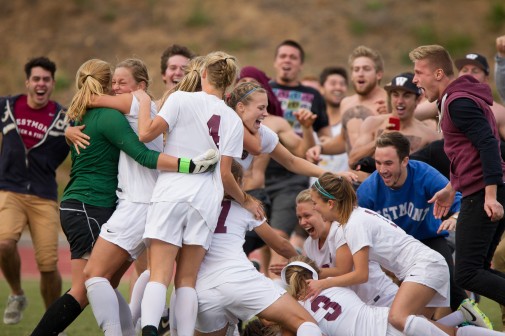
[152, 91, 244, 230]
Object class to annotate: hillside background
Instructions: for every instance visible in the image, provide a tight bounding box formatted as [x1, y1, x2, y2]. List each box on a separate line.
[1, 0, 504, 193]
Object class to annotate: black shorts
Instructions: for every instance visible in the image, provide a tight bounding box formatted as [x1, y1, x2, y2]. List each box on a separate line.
[59, 199, 115, 259]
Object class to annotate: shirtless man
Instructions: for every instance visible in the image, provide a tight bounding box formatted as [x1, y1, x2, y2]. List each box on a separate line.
[306, 46, 387, 169]
[349, 72, 441, 168]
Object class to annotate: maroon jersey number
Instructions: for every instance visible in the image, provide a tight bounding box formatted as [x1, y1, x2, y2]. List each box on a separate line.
[310, 295, 342, 321]
[207, 115, 221, 148]
[215, 200, 231, 233]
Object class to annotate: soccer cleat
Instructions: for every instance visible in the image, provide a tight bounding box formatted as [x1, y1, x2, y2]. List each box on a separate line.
[192, 149, 220, 173]
[158, 314, 170, 336]
[459, 298, 493, 329]
[3, 294, 28, 325]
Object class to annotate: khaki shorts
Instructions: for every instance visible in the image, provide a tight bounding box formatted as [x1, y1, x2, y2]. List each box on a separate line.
[0, 191, 59, 272]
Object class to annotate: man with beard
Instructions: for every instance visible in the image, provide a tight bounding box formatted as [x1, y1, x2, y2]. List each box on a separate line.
[305, 46, 387, 179]
[349, 72, 441, 169]
[356, 132, 481, 317]
[266, 40, 329, 280]
[0, 57, 68, 326]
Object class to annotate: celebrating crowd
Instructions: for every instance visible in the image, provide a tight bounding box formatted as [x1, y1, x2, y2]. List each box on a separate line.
[2, 35, 505, 336]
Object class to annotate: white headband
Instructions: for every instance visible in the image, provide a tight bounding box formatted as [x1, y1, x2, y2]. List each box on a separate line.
[281, 261, 319, 285]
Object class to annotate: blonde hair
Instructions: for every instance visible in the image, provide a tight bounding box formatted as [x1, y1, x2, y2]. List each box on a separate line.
[295, 189, 312, 204]
[115, 58, 152, 98]
[227, 81, 266, 109]
[311, 172, 357, 224]
[203, 51, 239, 94]
[284, 256, 320, 300]
[67, 59, 112, 121]
[409, 45, 454, 77]
[348, 45, 384, 73]
[159, 55, 205, 108]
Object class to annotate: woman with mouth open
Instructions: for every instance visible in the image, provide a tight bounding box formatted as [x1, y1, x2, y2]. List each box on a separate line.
[226, 81, 357, 276]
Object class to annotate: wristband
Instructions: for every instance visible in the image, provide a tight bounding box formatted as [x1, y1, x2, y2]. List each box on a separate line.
[451, 213, 458, 220]
[178, 157, 191, 173]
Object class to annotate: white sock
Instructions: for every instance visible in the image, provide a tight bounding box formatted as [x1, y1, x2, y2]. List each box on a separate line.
[436, 310, 465, 327]
[129, 269, 150, 324]
[85, 277, 121, 336]
[169, 291, 177, 336]
[457, 325, 504, 335]
[404, 315, 449, 336]
[114, 288, 135, 336]
[174, 287, 198, 336]
[141, 281, 167, 328]
[296, 321, 322, 336]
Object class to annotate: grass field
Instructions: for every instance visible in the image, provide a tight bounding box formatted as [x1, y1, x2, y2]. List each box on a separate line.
[0, 279, 503, 335]
[0, 279, 129, 336]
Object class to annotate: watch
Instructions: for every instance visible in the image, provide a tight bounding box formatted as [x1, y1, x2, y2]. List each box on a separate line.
[451, 213, 459, 220]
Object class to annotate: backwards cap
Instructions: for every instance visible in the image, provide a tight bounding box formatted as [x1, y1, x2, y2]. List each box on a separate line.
[454, 53, 489, 76]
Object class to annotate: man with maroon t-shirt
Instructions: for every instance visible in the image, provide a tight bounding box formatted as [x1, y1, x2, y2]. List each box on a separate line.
[0, 57, 68, 326]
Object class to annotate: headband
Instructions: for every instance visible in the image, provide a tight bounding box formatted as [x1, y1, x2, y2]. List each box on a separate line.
[313, 179, 336, 200]
[281, 261, 319, 285]
[238, 87, 260, 103]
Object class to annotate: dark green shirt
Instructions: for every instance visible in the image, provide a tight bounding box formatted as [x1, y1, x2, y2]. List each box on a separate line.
[62, 107, 160, 207]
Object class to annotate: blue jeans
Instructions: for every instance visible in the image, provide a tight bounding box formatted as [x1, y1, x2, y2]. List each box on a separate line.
[455, 186, 505, 305]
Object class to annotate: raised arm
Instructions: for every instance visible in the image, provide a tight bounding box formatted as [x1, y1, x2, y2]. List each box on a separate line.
[348, 116, 380, 168]
[90, 93, 133, 114]
[255, 222, 298, 259]
[496, 35, 505, 103]
[270, 142, 325, 178]
[135, 90, 168, 143]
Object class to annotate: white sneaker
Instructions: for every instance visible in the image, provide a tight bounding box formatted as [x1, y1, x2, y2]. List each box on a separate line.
[3, 294, 28, 325]
[192, 149, 219, 173]
[459, 298, 493, 329]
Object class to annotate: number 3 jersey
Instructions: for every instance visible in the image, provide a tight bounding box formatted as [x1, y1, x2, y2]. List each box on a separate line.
[196, 199, 265, 292]
[300, 286, 390, 336]
[152, 91, 243, 229]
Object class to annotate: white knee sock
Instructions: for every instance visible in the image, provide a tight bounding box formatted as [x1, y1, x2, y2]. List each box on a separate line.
[404, 315, 449, 336]
[169, 291, 177, 336]
[174, 287, 198, 336]
[296, 321, 322, 336]
[85, 277, 121, 336]
[129, 269, 150, 324]
[457, 325, 504, 335]
[114, 288, 135, 336]
[436, 310, 465, 327]
[141, 281, 167, 329]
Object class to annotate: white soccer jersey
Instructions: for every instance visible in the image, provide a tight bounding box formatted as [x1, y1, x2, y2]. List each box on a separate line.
[329, 225, 398, 307]
[303, 222, 338, 269]
[343, 207, 446, 281]
[236, 124, 278, 170]
[151, 91, 243, 230]
[116, 97, 163, 203]
[300, 286, 390, 336]
[196, 199, 265, 291]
